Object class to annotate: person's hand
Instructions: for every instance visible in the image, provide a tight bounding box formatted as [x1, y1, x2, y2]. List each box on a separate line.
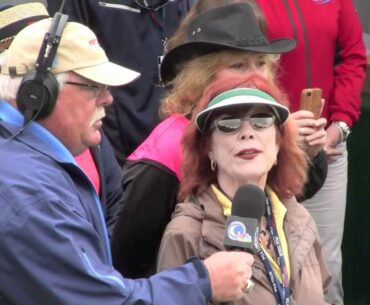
[290, 110, 327, 159]
[203, 251, 254, 302]
[324, 123, 343, 163]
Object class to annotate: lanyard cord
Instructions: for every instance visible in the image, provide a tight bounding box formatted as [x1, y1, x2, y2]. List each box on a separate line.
[149, 11, 167, 47]
[257, 197, 290, 305]
[149, 0, 193, 47]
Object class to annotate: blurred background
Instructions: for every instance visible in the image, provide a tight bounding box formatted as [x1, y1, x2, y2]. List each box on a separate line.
[343, 2, 370, 305]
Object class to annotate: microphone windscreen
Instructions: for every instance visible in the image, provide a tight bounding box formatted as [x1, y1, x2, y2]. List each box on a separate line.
[232, 184, 265, 219]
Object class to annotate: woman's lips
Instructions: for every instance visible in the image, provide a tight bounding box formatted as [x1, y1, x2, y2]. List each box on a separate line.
[236, 149, 261, 160]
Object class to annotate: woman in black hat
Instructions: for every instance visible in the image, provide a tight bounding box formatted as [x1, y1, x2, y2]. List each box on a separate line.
[110, 1, 327, 279]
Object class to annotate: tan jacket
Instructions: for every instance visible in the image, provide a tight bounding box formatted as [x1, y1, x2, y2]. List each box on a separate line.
[157, 188, 331, 305]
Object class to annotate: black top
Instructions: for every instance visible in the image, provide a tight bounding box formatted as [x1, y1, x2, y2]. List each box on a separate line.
[111, 159, 179, 278]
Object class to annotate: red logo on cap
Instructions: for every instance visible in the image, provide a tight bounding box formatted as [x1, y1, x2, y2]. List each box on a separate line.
[89, 38, 99, 47]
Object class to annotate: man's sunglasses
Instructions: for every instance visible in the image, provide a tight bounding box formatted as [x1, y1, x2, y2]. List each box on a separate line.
[63, 81, 108, 98]
[213, 114, 276, 134]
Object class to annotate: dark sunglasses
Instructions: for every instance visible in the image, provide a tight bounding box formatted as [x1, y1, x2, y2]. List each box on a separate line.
[213, 114, 276, 134]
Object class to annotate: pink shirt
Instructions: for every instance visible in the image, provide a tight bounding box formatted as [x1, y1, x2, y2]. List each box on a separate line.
[75, 149, 101, 194]
[128, 114, 189, 181]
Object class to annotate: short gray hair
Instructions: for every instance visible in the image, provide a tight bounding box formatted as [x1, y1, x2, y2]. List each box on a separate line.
[0, 72, 68, 102]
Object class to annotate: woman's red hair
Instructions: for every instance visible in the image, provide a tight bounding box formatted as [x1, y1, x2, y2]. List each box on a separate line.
[180, 73, 308, 201]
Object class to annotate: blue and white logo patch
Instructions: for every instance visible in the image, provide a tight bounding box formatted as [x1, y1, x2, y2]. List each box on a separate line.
[227, 221, 252, 243]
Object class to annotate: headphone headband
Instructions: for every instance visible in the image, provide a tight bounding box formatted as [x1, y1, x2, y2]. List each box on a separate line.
[16, 13, 69, 125]
[36, 13, 68, 74]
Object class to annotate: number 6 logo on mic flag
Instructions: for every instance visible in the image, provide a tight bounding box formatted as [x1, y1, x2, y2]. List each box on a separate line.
[224, 184, 265, 253]
[227, 221, 252, 243]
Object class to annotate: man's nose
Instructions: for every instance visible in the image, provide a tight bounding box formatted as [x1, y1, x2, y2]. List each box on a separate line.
[98, 87, 113, 106]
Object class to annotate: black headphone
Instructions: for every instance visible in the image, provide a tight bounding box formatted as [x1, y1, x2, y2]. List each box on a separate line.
[16, 12, 69, 125]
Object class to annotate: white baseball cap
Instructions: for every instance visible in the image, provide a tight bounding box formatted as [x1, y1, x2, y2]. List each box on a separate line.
[0, 18, 140, 86]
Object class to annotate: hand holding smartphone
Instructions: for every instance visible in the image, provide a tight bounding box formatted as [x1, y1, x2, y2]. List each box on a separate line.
[299, 88, 323, 119]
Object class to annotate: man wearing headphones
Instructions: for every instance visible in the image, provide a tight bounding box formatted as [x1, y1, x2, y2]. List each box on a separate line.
[0, 15, 254, 305]
[0, 0, 124, 239]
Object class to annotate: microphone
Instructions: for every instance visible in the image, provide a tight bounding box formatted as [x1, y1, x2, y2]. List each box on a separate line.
[224, 184, 265, 254]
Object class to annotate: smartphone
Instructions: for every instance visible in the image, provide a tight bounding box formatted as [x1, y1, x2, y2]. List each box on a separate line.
[299, 88, 323, 119]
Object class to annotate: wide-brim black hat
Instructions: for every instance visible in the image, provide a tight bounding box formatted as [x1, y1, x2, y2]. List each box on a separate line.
[160, 3, 296, 84]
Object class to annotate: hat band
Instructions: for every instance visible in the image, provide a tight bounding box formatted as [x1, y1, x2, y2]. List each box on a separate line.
[0, 63, 28, 75]
[201, 88, 289, 126]
[207, 88, 278, 110]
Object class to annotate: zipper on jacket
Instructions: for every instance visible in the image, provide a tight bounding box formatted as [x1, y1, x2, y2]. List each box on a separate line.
[98, 1, 141, 13]
[80, 247, 127, 290]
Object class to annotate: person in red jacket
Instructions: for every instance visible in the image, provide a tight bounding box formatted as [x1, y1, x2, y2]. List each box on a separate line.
[253, 1, 367, 304]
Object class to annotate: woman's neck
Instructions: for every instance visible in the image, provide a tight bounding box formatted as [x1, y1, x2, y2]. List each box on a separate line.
[217, 175, 267, 199]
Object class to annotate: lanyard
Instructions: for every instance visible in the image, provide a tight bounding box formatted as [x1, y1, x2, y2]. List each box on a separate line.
[149, 11, 167, 47]
[149, 0, 193, 47]
[257, 198, 290, 305]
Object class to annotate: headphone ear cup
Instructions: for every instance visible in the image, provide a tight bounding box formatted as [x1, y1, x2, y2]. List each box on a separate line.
[17, 70, 59, 120]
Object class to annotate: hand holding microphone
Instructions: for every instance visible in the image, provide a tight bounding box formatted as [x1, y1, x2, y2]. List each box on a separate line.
[203, 185, 265, 302]
[204, 251, 254, 302]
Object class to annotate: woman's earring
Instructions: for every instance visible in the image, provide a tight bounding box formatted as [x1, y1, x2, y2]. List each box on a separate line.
[211, 160, 217, 171]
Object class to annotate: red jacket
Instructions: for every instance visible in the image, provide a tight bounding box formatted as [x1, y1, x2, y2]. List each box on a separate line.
[256, 0, 366, 127]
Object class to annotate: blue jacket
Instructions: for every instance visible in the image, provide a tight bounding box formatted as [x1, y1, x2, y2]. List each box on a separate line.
[0, 101, 211, 305]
